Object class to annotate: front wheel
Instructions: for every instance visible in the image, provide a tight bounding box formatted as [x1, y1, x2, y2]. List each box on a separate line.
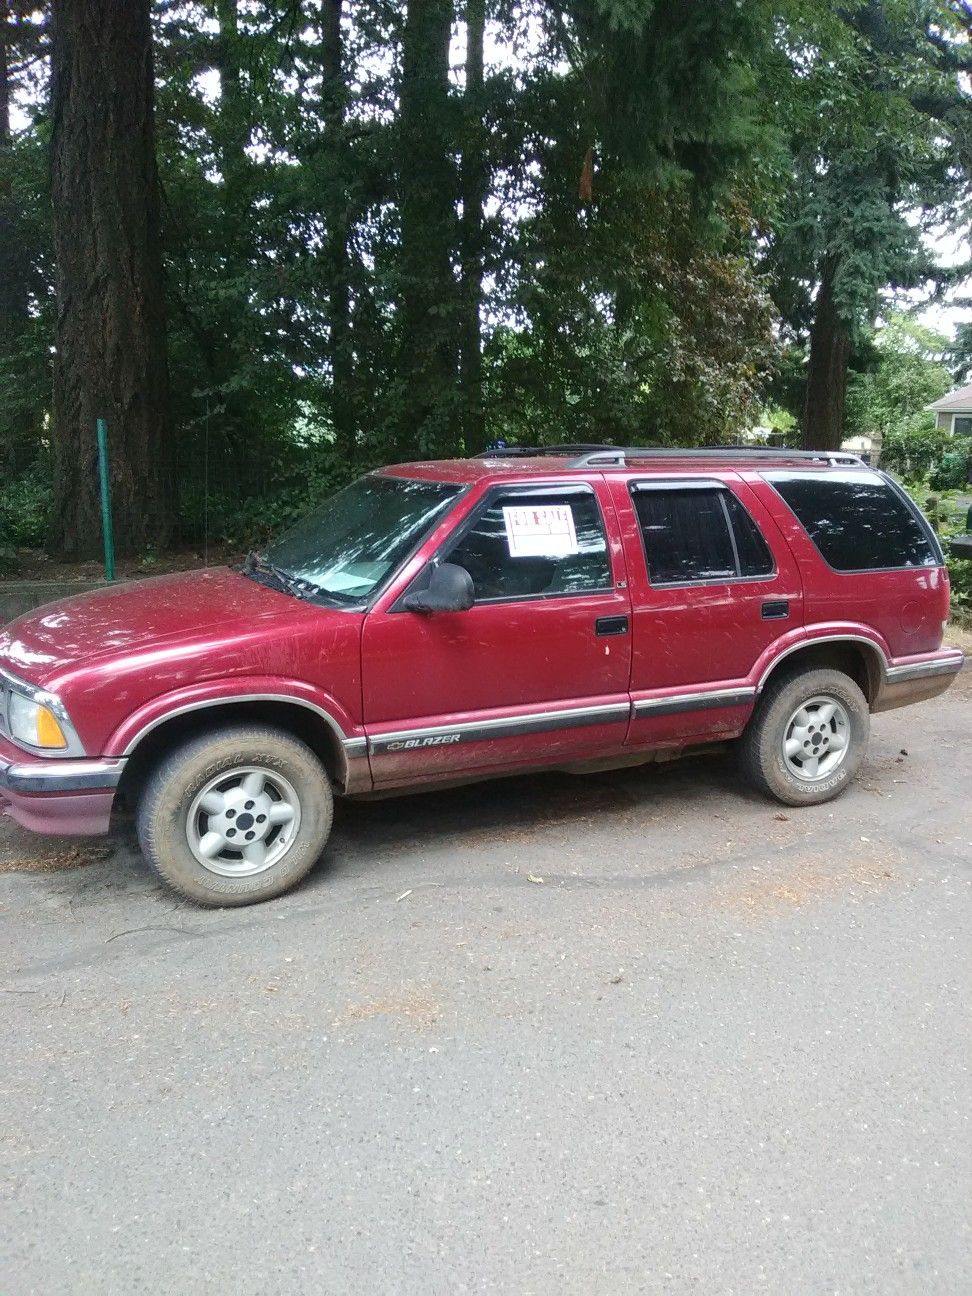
[137, 725, 334, 906]
[739, 668, 870, 807]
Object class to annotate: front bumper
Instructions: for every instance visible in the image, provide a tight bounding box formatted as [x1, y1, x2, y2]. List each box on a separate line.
[0, 755, 125, 835]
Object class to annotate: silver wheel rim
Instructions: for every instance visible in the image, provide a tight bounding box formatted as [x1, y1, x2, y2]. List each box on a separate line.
[782, 695, 851, 782]
[186, 766, 301, 877]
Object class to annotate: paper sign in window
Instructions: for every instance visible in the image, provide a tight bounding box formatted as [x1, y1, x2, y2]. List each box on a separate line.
[502, 504, 579, 558]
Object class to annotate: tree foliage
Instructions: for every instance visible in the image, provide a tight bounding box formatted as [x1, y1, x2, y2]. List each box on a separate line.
[0, 0, 969, 554]
[949, 311, 972, 382]
[765, 0, 972, 448]
[847, 312, 952, 433]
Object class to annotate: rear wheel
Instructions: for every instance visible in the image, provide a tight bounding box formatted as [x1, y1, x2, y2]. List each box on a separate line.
[137, 725, 334, 906]
[739, 668, 869, 807]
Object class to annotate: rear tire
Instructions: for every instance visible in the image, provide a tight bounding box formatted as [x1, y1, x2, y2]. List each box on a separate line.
[137, 725, 334, 906]
[739, 668, 869, 807]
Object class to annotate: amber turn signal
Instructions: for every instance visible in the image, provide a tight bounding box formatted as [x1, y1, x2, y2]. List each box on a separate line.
[35, 705, 68, 749]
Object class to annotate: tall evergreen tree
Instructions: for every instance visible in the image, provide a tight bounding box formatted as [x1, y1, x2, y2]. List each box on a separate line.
[396, 0, 460, 457]
[320, 0, 356, 462]
[950, 316, 972, 384]
[459, 0, 486, 451]
[768, 0, 971, 450]
[0, 2, 19, 369]
[3, 0, 968, 558]
[0, 1, 47, 469]
[49, 0, 173, 557]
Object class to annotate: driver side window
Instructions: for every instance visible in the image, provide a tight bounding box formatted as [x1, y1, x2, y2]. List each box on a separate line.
[446, 489, 612, 602]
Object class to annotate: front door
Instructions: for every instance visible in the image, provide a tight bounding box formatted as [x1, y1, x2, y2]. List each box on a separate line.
[362, 480, 632, 787]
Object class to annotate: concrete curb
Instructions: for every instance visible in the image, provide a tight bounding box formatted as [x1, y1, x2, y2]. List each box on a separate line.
[0, 580, 109, 624]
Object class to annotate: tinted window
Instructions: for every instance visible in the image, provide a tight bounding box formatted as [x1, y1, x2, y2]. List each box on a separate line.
[765, 471, 937, 571]
[630, 486, 773, 584]
[446, 490, 611, 600]
[723, 491, 775, 577]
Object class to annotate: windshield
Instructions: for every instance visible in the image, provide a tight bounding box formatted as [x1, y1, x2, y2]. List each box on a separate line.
[262, 474, 463, 604]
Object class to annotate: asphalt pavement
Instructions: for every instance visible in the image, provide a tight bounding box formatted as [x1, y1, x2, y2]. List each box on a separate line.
[2, 671, 970, 1295]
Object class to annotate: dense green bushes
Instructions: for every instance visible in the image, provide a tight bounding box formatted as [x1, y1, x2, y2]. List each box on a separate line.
[934, 492, 972, 625]
[0, 470, 52, 551]
[949, 558, 972, 622]
[1, 433, 969, 629]
[178, 452, 356, 552]
[880, 425, 958, 484]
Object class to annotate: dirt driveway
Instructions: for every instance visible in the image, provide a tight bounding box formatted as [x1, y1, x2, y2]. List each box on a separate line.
[2, 671, 970, 1294]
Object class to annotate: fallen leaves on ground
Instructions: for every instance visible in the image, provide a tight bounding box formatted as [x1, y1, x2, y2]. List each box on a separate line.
[0, 843, 111, 874]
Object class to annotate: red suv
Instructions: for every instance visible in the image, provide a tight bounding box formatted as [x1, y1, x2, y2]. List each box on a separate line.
[0, 447, 963, 906]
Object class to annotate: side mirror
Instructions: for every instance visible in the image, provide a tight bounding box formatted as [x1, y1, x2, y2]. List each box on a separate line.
[402, 561, 474, 614]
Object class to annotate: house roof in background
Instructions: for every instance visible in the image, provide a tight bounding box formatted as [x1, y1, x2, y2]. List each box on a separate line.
[927, 383, 972, 412]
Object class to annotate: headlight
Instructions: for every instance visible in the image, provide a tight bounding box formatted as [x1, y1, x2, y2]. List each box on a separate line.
[1, 670, 85, 756]
[8, 691, 69, 750]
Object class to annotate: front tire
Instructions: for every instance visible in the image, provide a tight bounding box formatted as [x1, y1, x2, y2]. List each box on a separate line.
[739, 668, 870, 807]
[137, 725, 334, 906]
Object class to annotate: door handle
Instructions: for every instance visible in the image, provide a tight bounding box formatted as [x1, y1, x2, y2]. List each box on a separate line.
[595, 615, 629, 636]
[761, 599, 789, 620]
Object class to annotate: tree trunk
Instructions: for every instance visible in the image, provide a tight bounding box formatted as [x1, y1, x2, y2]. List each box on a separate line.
[320, 0, 356, 462]
[210, 0, 253, 459]
[459, 0, 486, 451]
[0, 0, 18, 350]
[0, 0, 26, 461]
[49, 0, 173, 558]
[398, 0, 459, 459]
[803, 257, 852, 452]
[1, 3, 45, 470]
[214, 0, 247, 197]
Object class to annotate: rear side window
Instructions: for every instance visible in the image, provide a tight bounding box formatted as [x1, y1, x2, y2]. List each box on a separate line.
[630, 485, 774, 585]
[723, 491, 775, 577]
[765, 471, 937, 571]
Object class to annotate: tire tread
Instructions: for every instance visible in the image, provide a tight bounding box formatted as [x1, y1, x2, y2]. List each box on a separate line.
[136, 724, 333, 906]
[739, 667, 869, 807]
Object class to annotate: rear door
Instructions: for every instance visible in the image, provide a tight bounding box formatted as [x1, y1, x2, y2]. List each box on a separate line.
[608, 475, 804, 746]
[362, 479, 632, 787]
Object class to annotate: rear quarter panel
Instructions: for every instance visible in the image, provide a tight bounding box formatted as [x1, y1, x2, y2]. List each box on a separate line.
[746, 474, 949, 658]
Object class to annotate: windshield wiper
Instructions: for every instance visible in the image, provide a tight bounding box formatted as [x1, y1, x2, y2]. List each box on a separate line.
[243, 551, 321, 602]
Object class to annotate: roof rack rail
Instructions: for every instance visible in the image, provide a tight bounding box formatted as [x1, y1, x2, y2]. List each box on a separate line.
[569, 447, 867, 468]
[474, 443, 867, 469]
[477, 444, 625, 460]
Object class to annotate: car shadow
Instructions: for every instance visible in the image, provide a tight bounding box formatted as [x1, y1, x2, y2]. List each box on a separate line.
[325, 747, 761, 865]
[2, 747, 768, 916]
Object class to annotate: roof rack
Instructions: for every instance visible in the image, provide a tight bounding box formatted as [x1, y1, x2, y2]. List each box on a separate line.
[571, 446, 867, 468]
[477, 444, 625, 460]
[477, 444, 866, 469]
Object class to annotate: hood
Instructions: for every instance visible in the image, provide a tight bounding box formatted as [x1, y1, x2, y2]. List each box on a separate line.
[0, 567, 314, 684]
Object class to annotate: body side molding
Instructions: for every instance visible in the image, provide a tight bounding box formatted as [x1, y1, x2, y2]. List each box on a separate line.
[632, 687, 755, 718]
[369, 701, 630, 755]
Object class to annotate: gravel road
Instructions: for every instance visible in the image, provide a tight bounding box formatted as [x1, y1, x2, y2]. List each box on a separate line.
[2, 672, 970, 1295]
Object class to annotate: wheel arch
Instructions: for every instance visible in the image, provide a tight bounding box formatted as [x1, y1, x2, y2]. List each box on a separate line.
[115, 695, 365, 812]
[756, 636, 886, 707]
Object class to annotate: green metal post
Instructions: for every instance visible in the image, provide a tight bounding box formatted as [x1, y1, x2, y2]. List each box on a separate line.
[96, 418, 116, 582]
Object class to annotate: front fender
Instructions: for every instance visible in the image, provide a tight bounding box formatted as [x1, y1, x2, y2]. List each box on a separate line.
[103, 676, 363, 759]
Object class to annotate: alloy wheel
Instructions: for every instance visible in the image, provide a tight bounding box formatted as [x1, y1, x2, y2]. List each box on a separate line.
[781, 695, 851, 782]
[186, 766, 302, 876]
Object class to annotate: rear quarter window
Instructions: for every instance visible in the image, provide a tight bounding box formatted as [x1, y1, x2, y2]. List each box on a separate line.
[764, 470, 938, 571]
